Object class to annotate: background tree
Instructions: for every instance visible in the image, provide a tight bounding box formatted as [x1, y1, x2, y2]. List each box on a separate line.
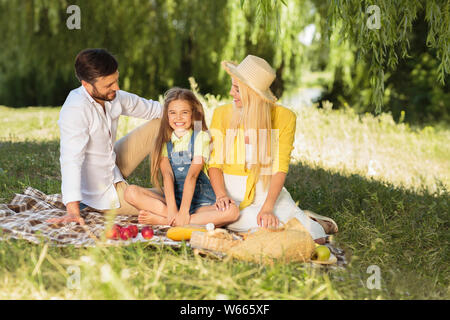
[0, 0, 308, 107]
[248, 0, 449, 123]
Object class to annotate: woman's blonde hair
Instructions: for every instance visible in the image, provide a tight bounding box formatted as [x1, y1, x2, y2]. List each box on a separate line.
[150, 88, 209, 192]
[229, 78, 274, 190]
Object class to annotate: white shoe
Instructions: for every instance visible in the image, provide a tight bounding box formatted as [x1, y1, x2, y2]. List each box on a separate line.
[303, 210, 338, 234]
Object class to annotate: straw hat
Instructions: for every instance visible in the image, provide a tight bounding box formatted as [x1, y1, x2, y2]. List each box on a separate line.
[221, 55, 278, 102]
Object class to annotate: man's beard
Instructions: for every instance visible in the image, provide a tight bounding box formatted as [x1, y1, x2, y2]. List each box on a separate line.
[91, 85, 116, 102]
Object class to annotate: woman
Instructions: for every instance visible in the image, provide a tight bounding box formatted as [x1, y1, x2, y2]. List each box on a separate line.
[208, 55, 337, 244]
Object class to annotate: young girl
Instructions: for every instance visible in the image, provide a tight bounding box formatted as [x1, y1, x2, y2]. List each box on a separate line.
[124, 88, 239, 227]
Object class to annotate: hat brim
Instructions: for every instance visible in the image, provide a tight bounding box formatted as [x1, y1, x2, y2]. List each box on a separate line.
[221, 60, 277, 103]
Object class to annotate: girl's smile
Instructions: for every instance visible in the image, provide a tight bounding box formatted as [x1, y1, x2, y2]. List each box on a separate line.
[168, 99, 193, 137]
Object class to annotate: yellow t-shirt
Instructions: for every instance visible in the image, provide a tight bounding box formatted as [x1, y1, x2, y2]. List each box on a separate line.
[162, 129, 211, 176]
[208, 103, 297, 209]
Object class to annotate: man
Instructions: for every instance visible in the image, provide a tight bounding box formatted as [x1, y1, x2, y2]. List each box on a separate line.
[47, 48, 162, 225]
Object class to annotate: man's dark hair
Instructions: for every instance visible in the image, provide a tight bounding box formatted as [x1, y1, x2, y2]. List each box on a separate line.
[75, 48, 118, 83]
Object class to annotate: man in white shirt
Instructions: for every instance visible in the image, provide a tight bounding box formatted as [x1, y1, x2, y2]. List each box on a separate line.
[47, 48, 162, 225]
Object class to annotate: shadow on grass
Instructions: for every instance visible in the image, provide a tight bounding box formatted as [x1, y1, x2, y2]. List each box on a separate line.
[0, 140, 448, 298]
[286, 161, 449, 297]
[0, 140, 151, 202]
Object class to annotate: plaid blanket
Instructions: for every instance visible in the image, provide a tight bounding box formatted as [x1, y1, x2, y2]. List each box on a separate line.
[0, 187, 347, 267]
[0, 187, 180, 247]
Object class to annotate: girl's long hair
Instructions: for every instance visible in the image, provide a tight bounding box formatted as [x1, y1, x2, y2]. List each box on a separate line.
[229, 78, 274, 190]
[150, 88, 209, 192]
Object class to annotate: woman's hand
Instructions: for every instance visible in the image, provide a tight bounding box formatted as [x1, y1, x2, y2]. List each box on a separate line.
[257, 210, 279, 229]
[215, 195, 236, 212]
[173, 210, 190, 226]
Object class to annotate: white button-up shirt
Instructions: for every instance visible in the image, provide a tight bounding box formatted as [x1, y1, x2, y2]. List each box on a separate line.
[58, 86, 162, 209]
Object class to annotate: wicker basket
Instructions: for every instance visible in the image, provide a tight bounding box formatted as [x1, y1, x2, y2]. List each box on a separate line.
[190, 219, 320, 265]
[227, 218, 316, 264]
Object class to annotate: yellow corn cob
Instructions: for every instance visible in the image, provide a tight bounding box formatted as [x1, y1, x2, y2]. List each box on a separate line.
[166, 225, 206, 241]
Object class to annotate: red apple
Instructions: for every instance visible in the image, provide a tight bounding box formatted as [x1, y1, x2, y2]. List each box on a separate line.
[113, 224, 122, 232]
[120, 228, 132, 240]
[105, 228, 119, 240]
[141, 227, 154, 239]
[127, 225, 139, 238]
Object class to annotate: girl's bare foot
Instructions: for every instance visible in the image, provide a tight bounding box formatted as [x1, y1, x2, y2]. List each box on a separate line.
[138, 210, 167, 225]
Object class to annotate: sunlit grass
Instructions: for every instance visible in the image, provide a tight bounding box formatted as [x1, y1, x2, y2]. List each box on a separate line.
[2, 99, 448, 193]
[292, 105, 449, 193]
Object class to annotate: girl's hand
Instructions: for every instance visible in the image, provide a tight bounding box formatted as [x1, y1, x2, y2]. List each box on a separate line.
[173, 210, 190, 226]
[215, 195, 236, 212]
[257, 210, 279, 229]
[166, 206, 178, 226]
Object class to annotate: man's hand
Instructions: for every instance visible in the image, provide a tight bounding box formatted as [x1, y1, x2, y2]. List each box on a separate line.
[257, 210, 279, 229]
[47, 213, 85, 225]
[46, 201, 85, 225]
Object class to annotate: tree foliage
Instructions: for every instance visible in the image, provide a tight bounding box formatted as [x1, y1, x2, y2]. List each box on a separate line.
[0, 0, 448, 124]
[247, 0, 449, 118]
[0, 0, 309, 107]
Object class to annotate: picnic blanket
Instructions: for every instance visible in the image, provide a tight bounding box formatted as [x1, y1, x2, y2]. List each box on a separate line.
[0, 187, 180, 247]
[0, 187, 347, 267]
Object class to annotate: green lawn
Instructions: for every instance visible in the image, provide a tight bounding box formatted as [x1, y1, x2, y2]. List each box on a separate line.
[0, 100, 448, 299]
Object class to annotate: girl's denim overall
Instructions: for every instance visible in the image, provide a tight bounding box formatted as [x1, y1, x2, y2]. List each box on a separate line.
[167, 130, 216, 214]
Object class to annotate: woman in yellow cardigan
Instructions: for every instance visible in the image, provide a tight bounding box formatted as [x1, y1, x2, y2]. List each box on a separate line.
[208, 55, 337, 243]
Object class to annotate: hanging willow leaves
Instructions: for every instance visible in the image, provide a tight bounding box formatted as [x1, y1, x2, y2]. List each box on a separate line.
[0, 0, 448, 123]
[243, 0, 450, 115]
[0, 0, 310, 106]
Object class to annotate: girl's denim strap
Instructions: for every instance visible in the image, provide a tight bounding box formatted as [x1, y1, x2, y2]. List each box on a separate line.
[167, 130, 200, 163]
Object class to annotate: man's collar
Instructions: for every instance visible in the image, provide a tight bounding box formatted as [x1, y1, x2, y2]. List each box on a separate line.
[80, 85, 115, 109]
[81, 85, 96, 104]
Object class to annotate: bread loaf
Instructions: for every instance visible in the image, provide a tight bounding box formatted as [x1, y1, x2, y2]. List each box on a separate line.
[190, 229, 238, 252]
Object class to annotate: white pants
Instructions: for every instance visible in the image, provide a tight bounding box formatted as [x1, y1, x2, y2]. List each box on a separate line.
[224, 173, 326, 240]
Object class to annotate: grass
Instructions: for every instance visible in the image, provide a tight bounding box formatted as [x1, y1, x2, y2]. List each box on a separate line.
[0, 97, 448, 299]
